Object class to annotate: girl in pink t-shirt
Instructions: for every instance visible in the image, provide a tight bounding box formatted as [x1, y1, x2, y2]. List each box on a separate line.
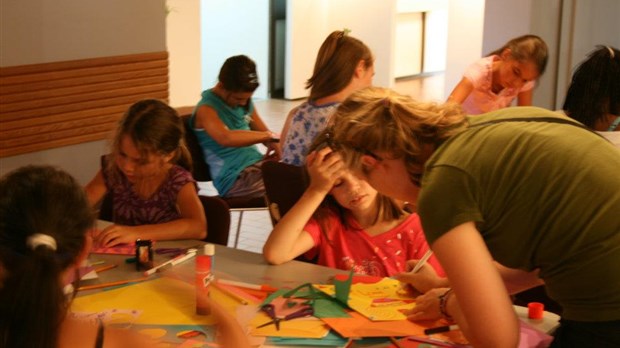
[263, 133, 443, 278]
[448, 34, 548, 115]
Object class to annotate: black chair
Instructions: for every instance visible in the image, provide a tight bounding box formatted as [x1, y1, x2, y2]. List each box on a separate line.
[180, 112, 267, 248]
[261, 160, 308, 225]
[261, 160, 317, 264]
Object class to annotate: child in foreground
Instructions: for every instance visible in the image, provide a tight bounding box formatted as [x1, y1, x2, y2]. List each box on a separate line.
[85, 99, 206, 247]
[263, 132, 443, 277]
[448, 34, 548, 114]
[0, 165, 152, 348]
[0, 165, 249, 348]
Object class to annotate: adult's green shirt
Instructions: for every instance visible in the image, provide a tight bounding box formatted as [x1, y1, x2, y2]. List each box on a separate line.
[418, 106, 620, 321]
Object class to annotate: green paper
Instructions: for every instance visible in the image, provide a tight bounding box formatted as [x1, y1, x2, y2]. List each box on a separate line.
[333, 270, 353, 306]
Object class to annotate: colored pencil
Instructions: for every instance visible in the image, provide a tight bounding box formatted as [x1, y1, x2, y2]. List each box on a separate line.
[77, 277, 149, 291]
[212, 282, 249, 305]
[217, 279, 278, 293]
[389, 337, 405, 348]
[94, 264, 117, 273]
[411, 250, 433, 273]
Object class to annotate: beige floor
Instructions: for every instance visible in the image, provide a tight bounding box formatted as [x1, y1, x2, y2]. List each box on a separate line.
[203, 74, 446, 253]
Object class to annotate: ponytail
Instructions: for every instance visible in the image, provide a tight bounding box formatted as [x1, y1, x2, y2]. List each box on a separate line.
[0, 165, 94, 348]
[0, 245, 65, 348]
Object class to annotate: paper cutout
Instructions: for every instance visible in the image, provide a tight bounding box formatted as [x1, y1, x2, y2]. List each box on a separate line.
[250, 296, 330, 338]
[518, 320, 554, 348]
[90, 242, 141, 255]
[315, 277, 416, 321]
[321, 310, 468, 344]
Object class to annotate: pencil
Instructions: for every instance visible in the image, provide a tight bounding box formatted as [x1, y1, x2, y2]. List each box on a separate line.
[77, 277, 149, 291]
[217, 279, 278, 293]
[94, 264, 117, 273]
[411, 250, 433, 273]
[212, 282, 249, 305]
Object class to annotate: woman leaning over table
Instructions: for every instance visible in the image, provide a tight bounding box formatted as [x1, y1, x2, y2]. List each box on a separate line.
[329, 87, 620, 347]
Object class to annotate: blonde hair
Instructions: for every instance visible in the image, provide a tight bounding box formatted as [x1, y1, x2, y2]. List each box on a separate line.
[330, 87, 468, 179]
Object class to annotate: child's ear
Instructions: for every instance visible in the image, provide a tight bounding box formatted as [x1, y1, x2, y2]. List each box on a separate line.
[162, 151, 176, 164]
[500, 48, 512, 60]
[354, 59, 366, 78]
[360, 154, 379, 168]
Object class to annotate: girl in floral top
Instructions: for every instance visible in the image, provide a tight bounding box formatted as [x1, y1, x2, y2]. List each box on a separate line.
[280, 30, 374, 166]
[85, 99, 206, 247]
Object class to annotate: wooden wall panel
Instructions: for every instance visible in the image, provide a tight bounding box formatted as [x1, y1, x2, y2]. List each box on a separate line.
[0, 52, 169, 157]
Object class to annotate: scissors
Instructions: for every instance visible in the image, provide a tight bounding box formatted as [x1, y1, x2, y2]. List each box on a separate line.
[256, 303, 314, 330]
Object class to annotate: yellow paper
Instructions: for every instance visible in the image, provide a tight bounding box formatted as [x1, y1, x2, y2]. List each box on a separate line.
[71, 277, 239, 325]
[314, 278, 415, 321]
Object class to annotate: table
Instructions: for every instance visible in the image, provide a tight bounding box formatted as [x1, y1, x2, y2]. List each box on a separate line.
[79, 237, 560, 346]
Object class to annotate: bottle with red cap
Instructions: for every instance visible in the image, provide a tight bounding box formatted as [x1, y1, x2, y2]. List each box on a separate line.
[196, 243, 215, 315]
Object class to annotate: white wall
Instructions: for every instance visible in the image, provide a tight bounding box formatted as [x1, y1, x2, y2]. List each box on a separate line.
[0, 0, 167, 184]
[201, 0, 270, 100]
[394, 12, 423, 78]
[443, 0, 485, 100]
[285, 0, 397, 99]
[285, 0, 330, 100]
[167, 0, 202, 107]
[554, 0, 620, 109]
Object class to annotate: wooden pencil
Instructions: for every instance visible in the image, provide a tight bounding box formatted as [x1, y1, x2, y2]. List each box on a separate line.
[212, 282, 250, 305]
[93, 264, 117, 273]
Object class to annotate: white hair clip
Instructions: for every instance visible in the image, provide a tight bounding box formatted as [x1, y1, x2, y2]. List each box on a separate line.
[606, 46, 615, 58]
[26, 233, 57, 251]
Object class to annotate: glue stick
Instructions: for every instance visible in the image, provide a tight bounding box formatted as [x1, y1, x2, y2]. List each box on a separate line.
[196, 244, 215, 315]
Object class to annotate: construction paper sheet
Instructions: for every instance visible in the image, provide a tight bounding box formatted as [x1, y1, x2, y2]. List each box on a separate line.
[315, 277, 415, 321]
[71, 277, 240, 325]
[132, 324, 216, 346]
[266, 330, 349, 346]
[518, 320, 554, 348]
[321, 310, 468, 345]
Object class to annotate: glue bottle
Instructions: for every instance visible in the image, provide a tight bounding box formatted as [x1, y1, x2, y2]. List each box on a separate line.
[196, 243, 215, 315]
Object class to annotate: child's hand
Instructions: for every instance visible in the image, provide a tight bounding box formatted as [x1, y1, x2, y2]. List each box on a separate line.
[95, 224, 139, 247]
[405, 287, 449, 321]
[393, 259, 445, 294]
[306, 147, 345, 194]
[263, 142, 281, 161]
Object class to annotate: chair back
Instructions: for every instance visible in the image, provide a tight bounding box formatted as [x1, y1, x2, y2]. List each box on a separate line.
[180, 113, 212, 182]
[200, 196, 231, 246]
[261, 161, 308, 225]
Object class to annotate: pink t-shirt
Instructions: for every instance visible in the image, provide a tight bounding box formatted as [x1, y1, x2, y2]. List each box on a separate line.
[303, 210, 444, 277]
[461, 55, 535, 115]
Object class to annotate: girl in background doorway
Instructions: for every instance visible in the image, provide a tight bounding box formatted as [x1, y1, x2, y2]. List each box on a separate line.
[448, 34, 548, 115]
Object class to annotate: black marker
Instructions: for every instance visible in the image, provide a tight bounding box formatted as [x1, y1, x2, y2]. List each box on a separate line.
[424, 324, 459, 335]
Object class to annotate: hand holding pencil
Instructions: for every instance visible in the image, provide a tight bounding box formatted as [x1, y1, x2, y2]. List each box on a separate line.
[393, 251, 448, 294]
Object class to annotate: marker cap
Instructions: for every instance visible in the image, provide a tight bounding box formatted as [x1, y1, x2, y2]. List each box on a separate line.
[528, 302, 544, 319]
[204, 243, 215, 256]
